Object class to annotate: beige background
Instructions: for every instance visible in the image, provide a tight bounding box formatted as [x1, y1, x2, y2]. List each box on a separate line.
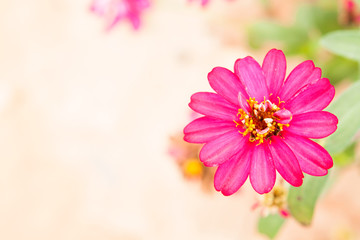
[0, 0, 359, 239]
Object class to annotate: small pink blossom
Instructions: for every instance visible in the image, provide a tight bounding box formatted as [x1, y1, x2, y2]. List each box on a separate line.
[90, 0, 150, 30]
[183, 49, 338, 195]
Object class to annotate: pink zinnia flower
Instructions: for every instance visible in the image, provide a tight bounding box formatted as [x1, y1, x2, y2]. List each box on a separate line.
[183, 49, 338, 195]
[90, 0, 150, 30]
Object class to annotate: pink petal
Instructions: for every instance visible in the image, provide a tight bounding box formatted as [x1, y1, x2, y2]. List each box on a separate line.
[284, 78, 335, 115]
[282, 132, 333, 176]
[268, 136, 304, 187]
[262, 49, 286, 97]
[287, 111, 338, 139]
[238, 92, 250, 113]
[189, 92, 238, 121]
[129, 16, 141, 30]
[208, 67, 248, 107]
[201, 0, 209, 6]
[184, 117, 236, 143]
[234, 57, 269, 102]
[199, 131, 247, 167]
[214, 142, 252, 196]
[296, 161, 328, 176]
[278, 60, 322, 101]
[249, 143, 276, 194]
[274, 109, 292, 124]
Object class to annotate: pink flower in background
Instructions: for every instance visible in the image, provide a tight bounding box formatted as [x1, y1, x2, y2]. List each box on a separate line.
[168, 111, 216, 192]
[342, 0, 360, 25]
[345, 0, 356, 12]
[183, 49, 338, 195]
[188, 0, 210, 7]
[90, 0, 150, 30]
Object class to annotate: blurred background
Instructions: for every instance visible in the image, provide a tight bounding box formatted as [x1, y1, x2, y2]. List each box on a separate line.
[0, 0, 359, 239]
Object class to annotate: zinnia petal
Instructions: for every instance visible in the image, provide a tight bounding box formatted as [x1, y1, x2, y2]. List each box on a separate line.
[282, 132, 333, 176]
[199, 131, 247, 167]
[249, 143, 276, 194]
[208, 67, 248, 106]
[273, 109, 292, 124]
[238, 92, 250, 113]
[284, 78, 335, 115]
[268, 136, 303, 187]
[189, 92, 238, 121]
[214, 142, 252, 196]
[234, 57, 268, 102]
[287, 111, 338, 139]
[184, 117, 236, 143]
[279, 60, 321, 101]
[262, 49, 286, 97]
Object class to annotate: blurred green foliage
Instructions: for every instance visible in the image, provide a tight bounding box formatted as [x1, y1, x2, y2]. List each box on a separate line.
[248, 4, 358, 83]
[321, 30, 360, 62]
[258, 214, 285, 239]
[324, 80, 360, 154]
[287, 174, 328, 226]
[332, 143, 356, 167]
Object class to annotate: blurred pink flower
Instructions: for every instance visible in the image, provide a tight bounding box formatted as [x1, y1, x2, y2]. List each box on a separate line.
[183, 49, 338, 195]
[189, 0, 210, 6]
[342, 0, 360, 25]
[90, 0, 150, 30]
[345, 0, 356, 12]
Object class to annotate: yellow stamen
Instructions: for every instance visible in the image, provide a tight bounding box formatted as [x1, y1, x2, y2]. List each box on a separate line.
[234, 97, 291, 145]
[277, 96, 285, 106]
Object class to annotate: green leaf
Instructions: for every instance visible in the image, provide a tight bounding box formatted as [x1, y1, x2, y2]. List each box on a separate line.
[321, 30, 360, 61]
[258, 214, 285, 239]
[295, 5, 339, 34]
[287, 174, 328, 226]
[247, 21, 307, 51]
[320, 55, 358, 84]
[324, 80, 360, 154]
[332, 143, 356, 167]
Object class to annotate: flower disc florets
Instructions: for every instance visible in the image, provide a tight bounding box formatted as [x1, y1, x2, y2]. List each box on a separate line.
[235, 98, 291, 144]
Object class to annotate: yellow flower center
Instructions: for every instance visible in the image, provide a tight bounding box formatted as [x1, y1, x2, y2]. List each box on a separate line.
[234, 97, 289, 144]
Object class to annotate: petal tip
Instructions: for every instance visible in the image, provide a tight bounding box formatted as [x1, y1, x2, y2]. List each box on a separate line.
[183, 134, 190, 143]
[267, 48, 285, 55]
[207, 67, 218, 80]
[221, 190, 234, 196]
[292, 178, 303, 187]
[255, 187, 273, 195]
